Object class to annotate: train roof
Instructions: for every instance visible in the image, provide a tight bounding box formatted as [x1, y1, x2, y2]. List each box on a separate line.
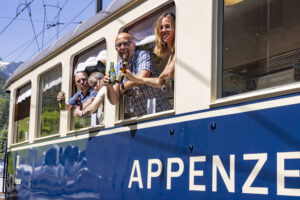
[5, 0, 134, 89]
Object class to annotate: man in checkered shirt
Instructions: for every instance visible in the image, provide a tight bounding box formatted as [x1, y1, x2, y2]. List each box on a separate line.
[103, 32, 171, 117]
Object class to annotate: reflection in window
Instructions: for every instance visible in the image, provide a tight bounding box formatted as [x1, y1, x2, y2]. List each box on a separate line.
[14, 83, 31, 143]
[39, 66, 62, 137]
[72, 42, 106, 130]
[221, 0, 300, 97]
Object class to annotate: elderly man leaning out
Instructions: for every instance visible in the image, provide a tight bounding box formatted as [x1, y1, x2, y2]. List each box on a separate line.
[57, 71, 97, 111]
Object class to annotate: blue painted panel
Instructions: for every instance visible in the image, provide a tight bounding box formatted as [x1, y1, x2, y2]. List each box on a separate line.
[6, 103, 300, 199]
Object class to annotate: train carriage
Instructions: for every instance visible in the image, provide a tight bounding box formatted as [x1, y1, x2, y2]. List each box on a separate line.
[3, 0, 300, 199]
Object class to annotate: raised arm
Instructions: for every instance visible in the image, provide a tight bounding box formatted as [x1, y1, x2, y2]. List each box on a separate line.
[123, 54, 175, 88]
[119, 69, 150, 94]
[57, 92, 73, 110]
[74, 87, 106, 117]
[103, 75, 120, 105]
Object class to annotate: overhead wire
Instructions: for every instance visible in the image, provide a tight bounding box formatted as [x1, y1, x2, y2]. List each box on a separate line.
[4, 0, 93, 62]
[0, 0, 35, 36]
[42, 0, 46, 48]
[0, 16, 43, 23]
[43, 0, 69, 47]
[25, 0, 40, 51]
[41, 0, 94, 49]
[16, 0, 93, 62]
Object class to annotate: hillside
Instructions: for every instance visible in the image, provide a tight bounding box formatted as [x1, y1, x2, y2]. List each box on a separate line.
[0, 59, 23, 79]
[0, 59, 23, 159]
[0, 75, 8, 160]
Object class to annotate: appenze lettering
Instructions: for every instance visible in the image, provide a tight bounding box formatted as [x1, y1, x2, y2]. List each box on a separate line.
[128, 152, 300, 197]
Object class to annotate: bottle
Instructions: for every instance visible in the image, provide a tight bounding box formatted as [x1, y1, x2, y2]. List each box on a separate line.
[109, 62, 116, 85]
[120, 61, 128, 72]
[77, 95, 82, 110]
[59, 91, 66, 110]
[116, 61, 127, 83]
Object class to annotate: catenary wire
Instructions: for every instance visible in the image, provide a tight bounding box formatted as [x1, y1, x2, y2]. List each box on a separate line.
[14, 0, 93, 62]
[25, 0, 40, 51]
[0, 0, 35, 36]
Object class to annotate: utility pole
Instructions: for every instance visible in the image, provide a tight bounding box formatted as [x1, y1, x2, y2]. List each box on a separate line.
[95, 0, 103, 14]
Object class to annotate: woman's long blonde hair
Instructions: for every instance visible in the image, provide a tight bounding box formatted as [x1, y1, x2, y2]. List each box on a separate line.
[153, 13, 175, 58]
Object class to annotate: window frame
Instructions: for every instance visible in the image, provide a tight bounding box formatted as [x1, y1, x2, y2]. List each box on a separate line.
[69, 39, 107, 133]
[115, 2, 176, 124]
[36, 64, 62, 139]
[13, 82, 31, 144]
[213, 0, 300, 107]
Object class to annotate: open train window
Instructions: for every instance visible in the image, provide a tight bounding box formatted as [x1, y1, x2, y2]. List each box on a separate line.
[219, 0, 300, 98]
[38, 66, 62, 138]
[119, 3, 175, 120]
[71, 41, 106, 130]
[14, 83, 31, 143]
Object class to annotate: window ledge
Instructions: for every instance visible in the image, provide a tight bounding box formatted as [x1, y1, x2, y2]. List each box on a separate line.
[67, 124, 105, 136]
[34, 133, 60, 143]
[211, 82, 300, 108]
[115, 110, 175, 126]
[10, 140, 29, 147]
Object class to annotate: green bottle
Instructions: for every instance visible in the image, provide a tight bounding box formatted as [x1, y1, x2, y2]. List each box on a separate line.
[109, 62, 116, 85]
[59, 91, 65, 110]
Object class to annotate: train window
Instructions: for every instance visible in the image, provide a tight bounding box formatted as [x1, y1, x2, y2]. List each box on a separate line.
[220, 0, 300, 97]
[71, 42, 106, 130]
[14, 83, 31, 143]
[38, 66, 62, 138]
[120, 4, 175, 120]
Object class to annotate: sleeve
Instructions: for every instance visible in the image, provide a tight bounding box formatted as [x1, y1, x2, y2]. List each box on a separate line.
[136, 50, 151, 72]
[97, 86, 107, 98]
[91, 89, 98, 97]
[115, 61, 122, 75]
[68, 93, 78, 106]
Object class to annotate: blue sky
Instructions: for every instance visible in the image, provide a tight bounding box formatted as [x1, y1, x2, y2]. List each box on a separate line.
[0, 0, 113, 63]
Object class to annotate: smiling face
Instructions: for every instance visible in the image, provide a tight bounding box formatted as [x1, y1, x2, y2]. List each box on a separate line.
[115, 33, 136, 60]
[159, 16, 175, 47]
[89, 78, 103, 92]
[75, 72, 89, 92]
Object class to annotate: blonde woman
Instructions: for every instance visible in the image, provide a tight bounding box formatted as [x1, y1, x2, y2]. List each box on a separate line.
[123, 13, 175, 88]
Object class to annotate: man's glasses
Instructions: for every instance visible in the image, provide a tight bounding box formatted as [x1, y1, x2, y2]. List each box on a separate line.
[115, 41, 132, 48]
[76, 78, 87, 83]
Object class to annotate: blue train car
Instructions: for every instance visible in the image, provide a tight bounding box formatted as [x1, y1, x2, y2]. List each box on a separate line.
[4, 0, 300, 199]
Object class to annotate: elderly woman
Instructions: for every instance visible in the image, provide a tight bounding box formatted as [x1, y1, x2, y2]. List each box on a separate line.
[74, 72, 106, 123]
[123, 13, 175, 88]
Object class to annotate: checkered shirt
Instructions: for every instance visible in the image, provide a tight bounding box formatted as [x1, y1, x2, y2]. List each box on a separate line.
[116, 50, 171, 117]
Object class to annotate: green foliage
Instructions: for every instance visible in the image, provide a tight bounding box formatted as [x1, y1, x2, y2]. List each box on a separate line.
[16, 117, 29, 143]
[0, 75, 8, 160]
[0, 129, 7, 159]
[74, 116, 91, 130]
[40, 111, 60, 137]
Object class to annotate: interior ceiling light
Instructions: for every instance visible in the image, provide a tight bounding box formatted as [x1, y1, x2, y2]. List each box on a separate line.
[224, 0, 243, 6]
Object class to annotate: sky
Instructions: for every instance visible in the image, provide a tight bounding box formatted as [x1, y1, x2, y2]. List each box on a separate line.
[0, 0, 113, 63]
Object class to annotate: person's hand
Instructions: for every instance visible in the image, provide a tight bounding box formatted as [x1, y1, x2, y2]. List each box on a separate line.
[57, 92, 65, 102]
[103, 74, 111, 86]
[99, 79, 105, 88]
[74, 108, 83, 117]
[82, 97, 94, 109]
[123, 70, 141, 83]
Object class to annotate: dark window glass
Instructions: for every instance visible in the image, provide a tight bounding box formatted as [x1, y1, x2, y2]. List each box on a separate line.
[221, 0, 300, 97]
[14, 83, 31, 143]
